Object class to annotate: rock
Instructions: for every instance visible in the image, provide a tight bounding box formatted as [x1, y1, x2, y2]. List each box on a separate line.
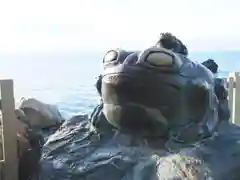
[18, 98, 64, 129]
[0, 98, 62, 180]
[36, 47, 240, 179]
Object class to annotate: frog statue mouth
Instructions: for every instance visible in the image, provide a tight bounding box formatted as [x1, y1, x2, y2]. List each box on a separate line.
[100, 47, 218, 140]
[101, 74, 173, 137]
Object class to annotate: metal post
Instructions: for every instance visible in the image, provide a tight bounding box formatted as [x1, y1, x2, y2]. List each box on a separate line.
[1, 80, 18, 180]
[228, 73, 235, 123]
[234, 72, 240, 125]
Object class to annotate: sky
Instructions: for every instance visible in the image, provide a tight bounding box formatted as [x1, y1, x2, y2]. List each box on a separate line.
[1, 0, 240, 54]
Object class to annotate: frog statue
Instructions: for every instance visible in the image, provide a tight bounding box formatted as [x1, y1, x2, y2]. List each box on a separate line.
[37, 47, 240, 180]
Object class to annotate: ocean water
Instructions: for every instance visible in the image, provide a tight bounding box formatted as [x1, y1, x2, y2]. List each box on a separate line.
[0, 52, 103, 118]
[0, 51, 236, 119]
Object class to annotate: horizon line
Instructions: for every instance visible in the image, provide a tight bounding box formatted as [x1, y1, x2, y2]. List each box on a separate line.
[1, 49, 240, 56]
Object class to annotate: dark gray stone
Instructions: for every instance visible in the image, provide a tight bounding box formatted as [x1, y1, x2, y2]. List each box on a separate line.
[38, 47, 239, 180]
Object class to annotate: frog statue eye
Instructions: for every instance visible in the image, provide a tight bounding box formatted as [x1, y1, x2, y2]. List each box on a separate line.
[103, 50, 118, 63]
[146, 51, 174, 66]
[140, 48, 184, 71]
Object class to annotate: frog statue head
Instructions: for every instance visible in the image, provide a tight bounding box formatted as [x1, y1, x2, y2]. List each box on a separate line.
[96, 47, 220, 143]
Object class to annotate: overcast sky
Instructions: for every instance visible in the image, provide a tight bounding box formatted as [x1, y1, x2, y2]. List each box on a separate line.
[1, 0, 240, 54]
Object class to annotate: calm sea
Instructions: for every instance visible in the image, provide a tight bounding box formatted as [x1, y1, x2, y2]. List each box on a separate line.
[0, 51, 237, 118]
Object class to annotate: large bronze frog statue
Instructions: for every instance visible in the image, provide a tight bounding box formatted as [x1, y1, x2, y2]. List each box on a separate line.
[38, 47, 240, 180]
